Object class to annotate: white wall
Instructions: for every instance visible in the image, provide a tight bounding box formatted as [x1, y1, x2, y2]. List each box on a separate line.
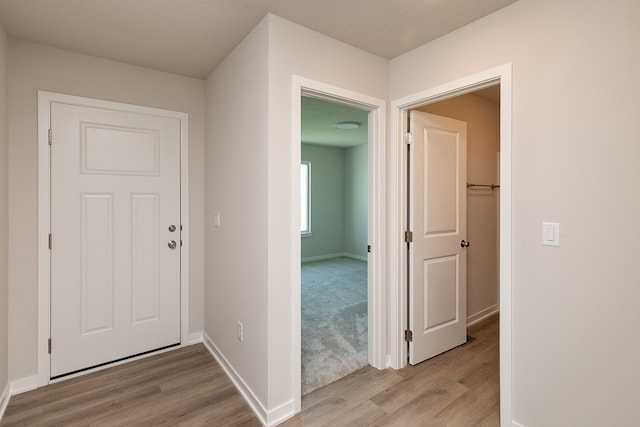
[391, 0, 640, 425]
[266, 13, 388, 417]
[418, 94, 500, 321]
[7, 40, 206, 383]
[205, 16, 270, 406]
[205, 13, 388, 422]
[0, 23, 9, 399]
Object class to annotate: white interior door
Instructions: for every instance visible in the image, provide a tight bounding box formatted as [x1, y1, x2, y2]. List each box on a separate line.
[50, 102, 181, 378]
[409, 110, 467, 365]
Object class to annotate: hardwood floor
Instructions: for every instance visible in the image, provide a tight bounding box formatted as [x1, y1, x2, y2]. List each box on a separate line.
[1, 345, 261, 427]
[283, 314, 499, 426]
[1, 314, 498, 426]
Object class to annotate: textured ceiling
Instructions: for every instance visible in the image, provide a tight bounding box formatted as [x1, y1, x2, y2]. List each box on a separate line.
[0, 0, 518, 79]
[302, 97, 369, 148]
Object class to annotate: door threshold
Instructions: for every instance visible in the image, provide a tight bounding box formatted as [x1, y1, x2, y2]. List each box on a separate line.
[50, 343, 181, 382]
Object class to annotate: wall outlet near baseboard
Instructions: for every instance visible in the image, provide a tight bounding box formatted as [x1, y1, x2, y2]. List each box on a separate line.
[237, 321, 244, 342]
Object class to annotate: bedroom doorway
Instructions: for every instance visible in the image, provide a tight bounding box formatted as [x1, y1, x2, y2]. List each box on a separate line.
[292, 77, 386, 412]
[300, 96, 369, 394]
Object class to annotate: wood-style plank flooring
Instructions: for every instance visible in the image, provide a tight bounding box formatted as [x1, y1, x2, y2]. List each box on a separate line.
[2, 315, 498, 426]
[1, 344, 260, 427]
[283, 314, 499, 426]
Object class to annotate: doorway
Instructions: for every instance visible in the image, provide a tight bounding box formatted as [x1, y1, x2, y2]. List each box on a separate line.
[292, 77, 386, 412]
[300, 96, 369, 393]
[406, 85, 500, 367]
[37, 92, 190, 386]
[389, 64, 512, 423]
[416, 86, 500, 329]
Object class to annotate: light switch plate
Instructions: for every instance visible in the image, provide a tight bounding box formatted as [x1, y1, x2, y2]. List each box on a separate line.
[542, 222, 560, 246]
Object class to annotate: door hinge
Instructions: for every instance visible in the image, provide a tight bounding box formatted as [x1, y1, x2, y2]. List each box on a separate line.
[367, 245, 371, 253]
[48, 338, 52, 354]
[48, 233, 52, 249]
[404, 231, 413, 243]
[48, 129, 52, 145]
[405, 132, 413, 145]
[405, 330, 413, 342]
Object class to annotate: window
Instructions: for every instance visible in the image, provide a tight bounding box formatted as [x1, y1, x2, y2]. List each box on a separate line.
[301, 161, 311, 235]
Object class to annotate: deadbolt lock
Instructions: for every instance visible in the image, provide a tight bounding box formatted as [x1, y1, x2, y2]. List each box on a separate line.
[168, 225, 176, 232]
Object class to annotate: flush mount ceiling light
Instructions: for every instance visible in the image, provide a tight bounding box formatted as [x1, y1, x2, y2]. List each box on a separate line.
[335, 121, 361, 130]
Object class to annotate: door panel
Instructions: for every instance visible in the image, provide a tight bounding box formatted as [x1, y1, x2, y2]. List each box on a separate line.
[409, 111, 467, 365]
[424, 129, 458, 234]
[81, 124, 159, 175]
[50, 102, 181, 377]
[132, 194, 160, 323]
[81, 193, 114, 335]
[424, 256, 458, 330]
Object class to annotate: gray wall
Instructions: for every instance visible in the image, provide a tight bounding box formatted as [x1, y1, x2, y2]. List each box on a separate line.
[301, 143, 367, 261]
[344, 144, 368, 259]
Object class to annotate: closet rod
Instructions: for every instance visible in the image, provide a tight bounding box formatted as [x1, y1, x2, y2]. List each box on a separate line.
[466, 183, 500, 189]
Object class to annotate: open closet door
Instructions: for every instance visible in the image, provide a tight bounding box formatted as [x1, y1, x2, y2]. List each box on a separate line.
[408, 111, 468, 364]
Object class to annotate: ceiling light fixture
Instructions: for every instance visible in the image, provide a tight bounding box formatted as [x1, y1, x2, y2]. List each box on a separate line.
[335, 121, 360, 130]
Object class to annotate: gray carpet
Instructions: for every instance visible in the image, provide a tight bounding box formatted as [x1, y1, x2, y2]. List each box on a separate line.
[301, 257, 368, 394]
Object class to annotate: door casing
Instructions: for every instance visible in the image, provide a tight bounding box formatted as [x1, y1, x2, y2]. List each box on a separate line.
[389, 63, 513, 425]
[37, 91, 190, 386]
[292, 77, 386, 413]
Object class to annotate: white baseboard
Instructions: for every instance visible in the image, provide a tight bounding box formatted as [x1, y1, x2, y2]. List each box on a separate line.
[467, 304, 499, 327]
[302, 252, 367, 263]
[187, 331, 203, 345]
[343, 252, 367, 262]
[301, 252, 345, 263]
[0, 382, 10, 421]
[201, 333, 268, 424]
[202, 333, 294, 427]
[10, 375, 38, 395]
[267, 400, 295, 426]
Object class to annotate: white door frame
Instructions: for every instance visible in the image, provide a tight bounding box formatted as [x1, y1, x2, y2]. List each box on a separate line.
[389, 63, 513, 425]
[292, 76, 386, 412]
[37, 91, 190, 386]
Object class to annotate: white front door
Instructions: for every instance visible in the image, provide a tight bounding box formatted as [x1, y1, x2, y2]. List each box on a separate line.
[409, 110, 467, 365]
[50, 102, 181, 378]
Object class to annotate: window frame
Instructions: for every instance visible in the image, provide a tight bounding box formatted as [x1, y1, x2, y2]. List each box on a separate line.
[300, 160, 311, 236]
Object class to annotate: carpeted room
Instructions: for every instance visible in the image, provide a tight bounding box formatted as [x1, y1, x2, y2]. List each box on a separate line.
[300, 96, 369, 393]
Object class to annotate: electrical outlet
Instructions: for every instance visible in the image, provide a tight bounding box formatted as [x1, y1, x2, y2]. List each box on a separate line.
[237, 321, 243, 342]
